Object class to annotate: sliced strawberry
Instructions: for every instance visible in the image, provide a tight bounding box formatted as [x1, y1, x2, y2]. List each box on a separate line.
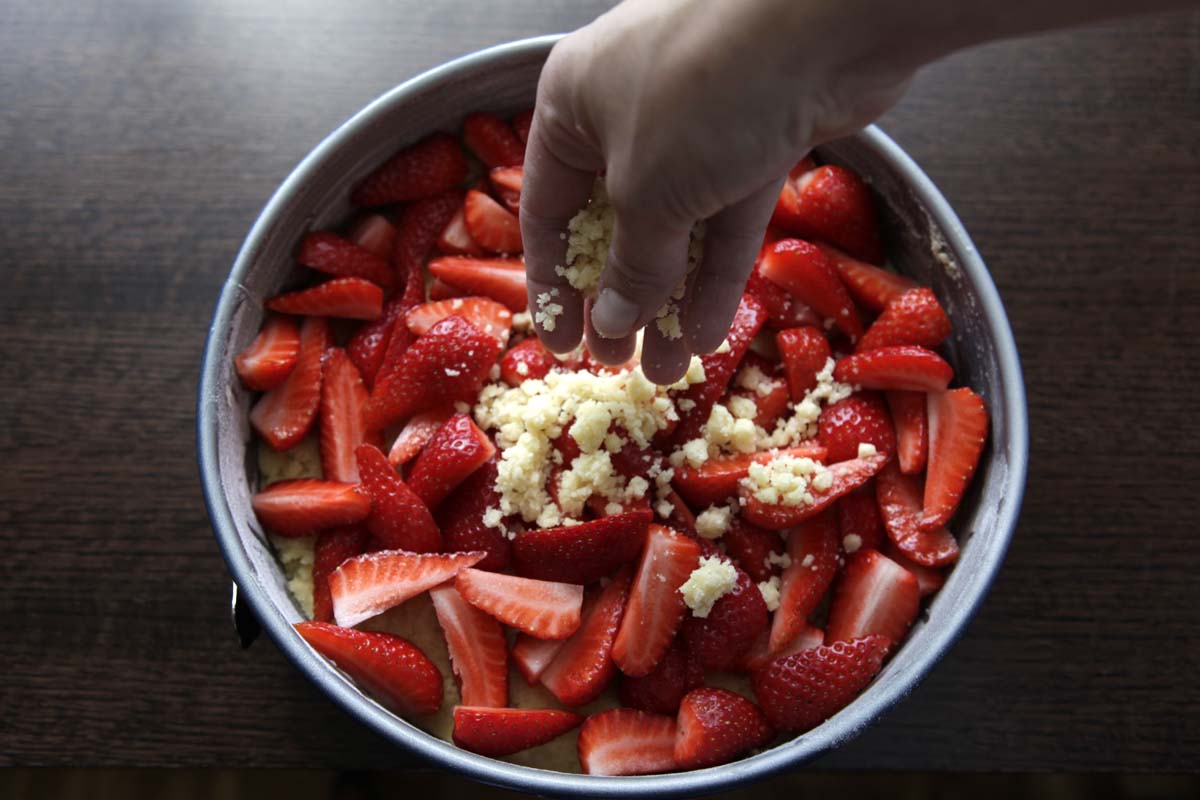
[436, 207, 486, 256]
[405, 296, 512, 345]
[428, 256, 527, 311]
[768, 511, 839, 653]
[329, 549, 485, 629]
[351, 132, 468, 207]
[612, 525, 703, 677]
[672, 443, 828, 509]
[463, 112, 525, 168]
[266, 277, 383, 320]
[512, 633, 566, 686]
[723, 519, 784, 583]
[883, 541, 946, 597]
[836, 484, 886, 553]
[346, 295, 413, 390]
[312, 525, 370, 623]
[875, 460, 959, 567]
[578, 708, 678, 776]
[406, 413, 496, 510]
[429, 582, 508, 707]
[674, 687, 774, 770]
[463, 189, 523, 254]
[681, 563, 769, 670]
[751, 635, 891, 733]
[540, 570, 632, 706]
[251, 479, 370, 536]
[816, 243, 916, 312]
[250, 316, 327, 450]
[452, 706, 581, 757]
[500, 336, 557, 385]
[738, 453, 888, 530]
[770, 165, 882, 264]
[456, 569, 583, 640]
[659, 488, 700, 538]
[365, 315, 503, 432]
[428, 277, 469, 301]
[776, 326, 831, 400]
[511, 108, 533, 144]
[387, 407, 454, 466]
[922, 387, 989, 531]
[768, 157, 820, 236]
[437, 457, 513, 571]
[618, 636, 704, 715]
[392, 188, 464, 285]
[347, 213, 397, 260]
[297, 231, 394, 289]
[857, 287, 951, 353]
[294, 621, 442, 716]
[760, 239, 863, 342]
[818, 392, 896, 463]
[489, 166, 523, 214]
[744, 262, 821, 329]
[319, 348, 371, 483]
[826, 549, 920, 645]
[833, 346, 953, 392]
[355, 443, 441, 553]
[235, 314, 300, 391]
[886, 390, 928, 475]
[737, 623, 824, 673]
[730, 377, 791, 431]
[511, 509, 652, 585]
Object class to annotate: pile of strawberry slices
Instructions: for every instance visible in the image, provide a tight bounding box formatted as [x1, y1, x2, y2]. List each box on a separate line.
[235, 108, 989, 775]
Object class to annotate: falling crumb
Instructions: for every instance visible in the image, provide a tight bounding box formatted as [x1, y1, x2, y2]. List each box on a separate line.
[843, 534, 863, 553]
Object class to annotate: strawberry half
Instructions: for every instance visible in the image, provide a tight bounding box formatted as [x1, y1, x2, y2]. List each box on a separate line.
[464, 189, 523, 254]
[251, 479, 370, 537]
[681, 563, 769, 670]
[406, 413, 496, 510]
[500, 335, 557, 385]
[235, 313, 300, 391]
[768, 511, 839, 654]
[723, 519, 784, 583]
[674, 687, 774, 770]
[833, 346, 954, 392]
[759, 239, 863, 342]
[818, 392, 896, 463]
[346, 295, 413, 390]
[319, 348, 371, 483]
[436, 207, 486, 256]
[456, 569, 584, 640]
[297, 231, 394, 290]
[883, 541, 946, 597]
[511, 509, 652, 585]
[347, 213, 397, 260]
[489, 166, 523, 214]
[739, 623, 824, 673]
[540, 570, 632, 706]
[886, 390, 928, 475]
[511, 108, 533, 144]
[776, 326, 831, 400]
[672, 443, 828, 509]
[836, 483, 886, 553]
[328, 549, 485, 629]
[405, 297, 512, 345]
[429, 582, 508, 707]
[612, 525, 703, 677]
[351, 132, 468, 207]
[618, 636, 704, 715]
[294, 621, 442, 716]
[826, 549, 920, 645]
[922, 387, 989, 531]
[577, 708, 678, 776]
[745, 260, 822, 330]
[437, 457, 513, 572]
[817, 243, 915, 312]
[512, 633, 566, 686]
[770, 165, 883, 264]
[312, 525, 370, 623]
[387, 407, 454, 466]
[250, 316, 327, 451]
[452, 706, 581, 757]
[429, 278, 469, 301]
[875, 460, 959, 567]
[355, 443, 442, 553]
[392, 188, 464, 285]
[266, 277, 383, 320]
[739, 453, 888, 530]
[463, 112, 525, 168]
[768, 157, 818, 233]
[428, 256, 527, 311]
[751, 635, 891, 733]
[857, 287, 951, 353]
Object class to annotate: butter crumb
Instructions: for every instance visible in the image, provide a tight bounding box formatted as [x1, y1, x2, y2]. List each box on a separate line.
[679, 556, 738, 618]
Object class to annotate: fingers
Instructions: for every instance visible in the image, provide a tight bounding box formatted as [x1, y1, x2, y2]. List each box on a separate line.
[583, 297, 638, 366]
[683, 178, 785, 353]
[640, 320, 693, 385]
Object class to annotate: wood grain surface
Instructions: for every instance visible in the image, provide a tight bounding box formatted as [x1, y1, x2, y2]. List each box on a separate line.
[1, 0, 1198, 774]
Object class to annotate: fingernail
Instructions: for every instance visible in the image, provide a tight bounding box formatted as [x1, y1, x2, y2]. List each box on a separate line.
[591, 288, 641, 339]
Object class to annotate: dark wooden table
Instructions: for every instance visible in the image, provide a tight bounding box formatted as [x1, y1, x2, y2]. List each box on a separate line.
[3, 0, 1198, 777]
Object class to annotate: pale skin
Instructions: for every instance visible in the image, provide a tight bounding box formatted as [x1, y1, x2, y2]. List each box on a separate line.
[521, 0, 1194, 383]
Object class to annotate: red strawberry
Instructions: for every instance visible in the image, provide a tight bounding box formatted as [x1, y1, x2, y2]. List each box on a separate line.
[297, 231, 394, 289]
[250, 316, 327, 450]
[826, 550, 920, 644]
[347, 295, 413, 390]
[681, 564, 769, 670]
[818, 392, 896, 463]
[875, 460, 959, 567]
[463, 112, 525, 168]
[833, 346, 953, 392]
[251, 479, 370, 536]
[428, 278, 468, 301]
[387, 407, 453, 466]
[816, 243, 916, 312]
[405, 297, 512, 345]
[729, 375, 791, 432]
[883, 541, 946, 597]
[428, 256, 527, 311]
[769, 165, 882, 264]
[392, 188, 464, 284]
[737, 623, 824, 673]
[437, 458, 513, 571]
[405, 413, 496, 510]
[351, 133, 468, 207]
[670, 295, 768, 444]
[618, 636, 704, 715]
[489, 166, 523, 214]
[836, 484, 886, 553]
[540, 570, 632, 706]
[759, 239, 863, 341]
[355, 443, 441, 553]
[858, 287, 951, 353]
[464, 189, 523, 254]
[452, 706, 582, 757]
[768, 511, 839, 653]
[329, 549, 485, 628]
[776, 326, 831, 400]
[266, 277, 383, 320]
[739, 453, 888, 530]
[312, 525, 370, 623]
[365, 315, 503, 432]
[429, 582, 508, 707]
[744, 261, 821, 329]
[294, 621, 442, 716]
[511, 108, 533, 144]
[236, 314, 300, 391]
[436, 207, 486, 256]
[922, 387, 988, 531]
[723, 519, 784, 583]
[319, 348, 371, 483]
[886, 390, 928, 475]
[672, 443, 828, 509]
[347, 213, 397, 260]
[456, 569, 584, 639]
[612, 525, 702, 677]
[500, 336, 557, 385]
[578, 708, 678, 776]
[751, 635, 891, 733]
[512, 633, 566, 686]
[674, 687, 774, 770]
[511, 509, 652, 585]
[659, 489, 700, 538]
